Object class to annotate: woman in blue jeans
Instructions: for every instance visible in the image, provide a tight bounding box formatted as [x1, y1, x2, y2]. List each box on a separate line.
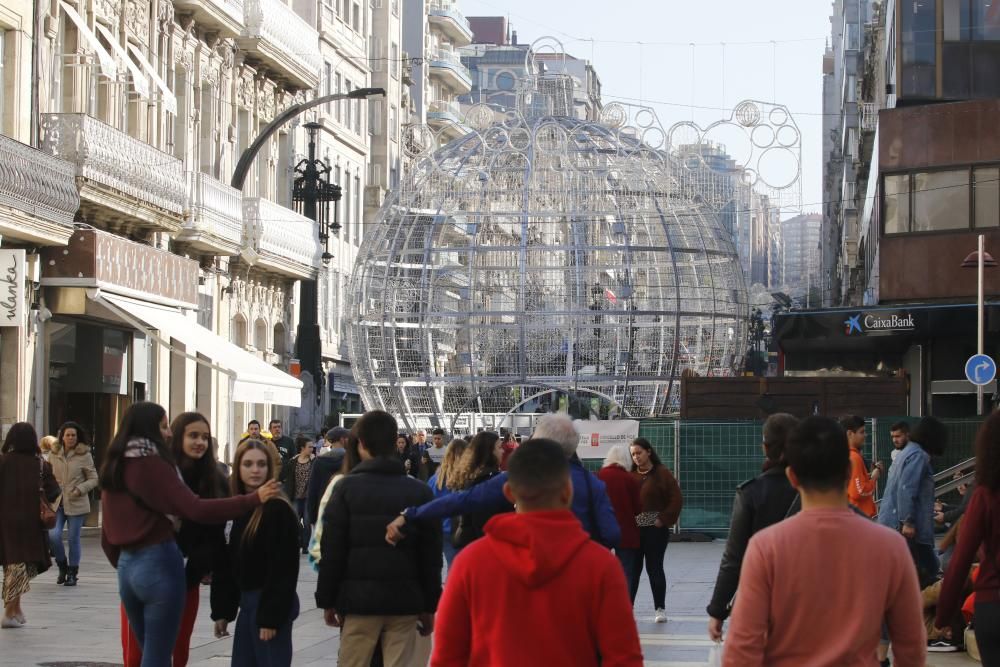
[213, 439, 301, 666]
[48, 421, 98, 586]
[100, 402, 280, 667]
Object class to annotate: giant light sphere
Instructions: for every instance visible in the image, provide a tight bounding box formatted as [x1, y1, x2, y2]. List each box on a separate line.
[348, 75, 748, 430]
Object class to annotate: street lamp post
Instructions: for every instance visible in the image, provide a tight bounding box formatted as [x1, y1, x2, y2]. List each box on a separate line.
[231, 88, 385, 433]
[961, 234, 998, 415]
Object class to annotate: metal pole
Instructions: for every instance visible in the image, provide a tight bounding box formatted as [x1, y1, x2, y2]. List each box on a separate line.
[673, 419, 681, 534]
[979, 234, 985, 416]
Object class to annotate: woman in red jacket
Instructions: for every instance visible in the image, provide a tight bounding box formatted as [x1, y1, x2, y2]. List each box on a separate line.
[597, 445, 641, 598]
[100, 402, 280, 667]
[630, 437, 683, 624]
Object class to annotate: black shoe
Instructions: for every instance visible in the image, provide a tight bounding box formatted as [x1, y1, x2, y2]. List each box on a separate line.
[879, 660, 890, 667]
[927, 639, 960, 653]
[56, 562, 67, 585]
[64, 566, 78, 587]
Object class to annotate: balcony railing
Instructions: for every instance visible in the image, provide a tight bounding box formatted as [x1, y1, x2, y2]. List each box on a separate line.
[243, 197, 322, 277]
[859, 102, 877, 132]
[173, 0, 244, 35]
[181, 171, 244, 254]
[40, 113, 185, 216]
[427, 48, 472, 90]
[243, 0, 322, 87]
[428, 1, 473, 44]
[427, 99, 462, 123]
[0, 134, 79, 228]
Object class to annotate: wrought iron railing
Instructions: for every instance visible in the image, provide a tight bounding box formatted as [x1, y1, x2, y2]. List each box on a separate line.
[243, 197, 322, 273]
[0, 133, 79, 226]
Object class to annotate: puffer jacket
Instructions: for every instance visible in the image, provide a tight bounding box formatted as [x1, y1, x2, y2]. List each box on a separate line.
[49, 444, 98, 516]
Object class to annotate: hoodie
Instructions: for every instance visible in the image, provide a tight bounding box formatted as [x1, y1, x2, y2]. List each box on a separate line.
[431, 510, 643, 667]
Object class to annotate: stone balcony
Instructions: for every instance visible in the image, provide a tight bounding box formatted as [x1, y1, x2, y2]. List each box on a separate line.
[173, 0, 244, 37]
[241, 0, 322, 89]
[39, 113, 185, 233]
[427, 48, 472, 94]
[0, 133, 79, 245]
[242, 197, 322, 279]
[178, 171, 244, 256]
[428, 1, 473, 45]
[426, 100, 471, 140]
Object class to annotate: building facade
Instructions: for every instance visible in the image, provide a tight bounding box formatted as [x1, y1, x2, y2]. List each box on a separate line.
[781, 213, 822, 306]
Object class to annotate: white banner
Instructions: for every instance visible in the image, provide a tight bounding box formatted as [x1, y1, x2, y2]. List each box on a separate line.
[574, 419, 640, 460]
[0, 250, 24, 327]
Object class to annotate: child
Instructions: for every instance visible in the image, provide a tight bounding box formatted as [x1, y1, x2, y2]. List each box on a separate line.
[430, 438, 642, 666]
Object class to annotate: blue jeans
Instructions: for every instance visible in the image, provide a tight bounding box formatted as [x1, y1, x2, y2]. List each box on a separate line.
[117, 541, 186, 667]
[48, 508, 85, 566]
[232, 589, 300, 667]
[615, 548, 638, 600]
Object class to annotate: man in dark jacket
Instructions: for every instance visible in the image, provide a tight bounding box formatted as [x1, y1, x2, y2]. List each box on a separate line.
[268, 419, 296, 463]
[316, 411, 442, 666]
[306, 427, 349, 526]
[706, 413, 800, 640]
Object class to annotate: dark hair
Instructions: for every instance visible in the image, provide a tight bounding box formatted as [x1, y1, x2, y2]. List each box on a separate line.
[340, 433, 362, 475]
[269, 419, 282, 429]
[629, 437, 662, 471]
[506, 438, 570, 505]
[295, 434, 312, 452]
[100, 402, 172, 491]
[912, 416, 947, 457]
[171, 412, 227, 499]
[838, 415, 865, 433]
[354, 410, 398, 458]
[57, 421, 90, 450]
[247, 420, 261, 429]
[890, 421, 910, 434]
[2, 422, 40, 455]
[432, 428, 446, 437]
[762, 413, 799, 463]
[976, 411, 1000, 491]
[396, 433, 413, 451]
[785, 416, 850, 492]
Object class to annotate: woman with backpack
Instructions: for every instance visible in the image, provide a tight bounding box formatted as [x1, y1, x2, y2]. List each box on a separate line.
[448, 432, 503, 551]
[48, 421, 98, 587]
[100, 402, 280, 667]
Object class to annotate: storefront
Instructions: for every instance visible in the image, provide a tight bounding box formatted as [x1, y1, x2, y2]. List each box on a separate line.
[773, 302, 1000, 417]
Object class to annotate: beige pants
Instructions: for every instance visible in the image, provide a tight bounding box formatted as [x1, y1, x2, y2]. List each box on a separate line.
[338, 614, 420, 667]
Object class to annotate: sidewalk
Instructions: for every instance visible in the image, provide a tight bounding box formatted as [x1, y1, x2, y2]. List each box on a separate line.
[0, 534, 977, 666]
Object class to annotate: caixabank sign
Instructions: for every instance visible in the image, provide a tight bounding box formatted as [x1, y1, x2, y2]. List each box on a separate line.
[844, 311, 916, 336]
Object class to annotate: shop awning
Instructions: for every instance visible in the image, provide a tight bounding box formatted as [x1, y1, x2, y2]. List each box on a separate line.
[94, 291, 302, 407]
[59, 1, 118, 79]
[93, 23, 150, 100]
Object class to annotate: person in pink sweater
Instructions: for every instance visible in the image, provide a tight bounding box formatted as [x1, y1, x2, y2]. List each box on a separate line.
[723, 416, 926, 667]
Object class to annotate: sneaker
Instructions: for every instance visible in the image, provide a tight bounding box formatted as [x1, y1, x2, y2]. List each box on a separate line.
[927, 639, 959, 652]
[1, 617, 22, 629]
[654, 609, 667, 623]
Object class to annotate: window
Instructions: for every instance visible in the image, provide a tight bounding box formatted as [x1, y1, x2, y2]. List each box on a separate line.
[391, 42, 399, 79]
[975, 167, 1000, 228]
[368, 99, 381, 135]
[355, 174, 361, 242]
[846, 21, 860, 51]
[324, 62, 332, 113]
[355, 96, 362, 134]
[389, 104, 397, 140]
[254, 319, 268, 352]
[232, 315, 247, 348]
[883, 174, 910, 234]
[345, 79, 353, 129]
[343, 169, 350, 243]
[352, 2, 360, 31]
[335, 73, 342, 123]
[971, 0, 1000, 40]
[901, 0, 937, 97]
[912, 170, 969, 232]
[846, 74, 857, 103]
[273, 323, 287, 357]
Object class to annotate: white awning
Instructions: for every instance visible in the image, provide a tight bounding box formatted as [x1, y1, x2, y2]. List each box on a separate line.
[126, 42, 177, 114]
[59, 1, 118, 79]
[93, 23, 150, 100]
[94, 291, 302, 407]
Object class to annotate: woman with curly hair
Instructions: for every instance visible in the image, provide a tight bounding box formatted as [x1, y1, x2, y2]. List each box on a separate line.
[448, 432, 503, 550]
[935, 411, 1000, 663]
[427, 439, 468, 566]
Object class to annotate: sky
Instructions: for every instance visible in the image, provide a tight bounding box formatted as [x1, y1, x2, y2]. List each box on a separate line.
[461, 0, 833, 216]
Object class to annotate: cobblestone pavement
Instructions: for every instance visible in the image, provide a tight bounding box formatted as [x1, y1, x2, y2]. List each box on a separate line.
[0, 532, 976, 666]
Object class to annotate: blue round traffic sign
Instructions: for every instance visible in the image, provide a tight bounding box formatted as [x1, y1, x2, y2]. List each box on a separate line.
[966, 354, 997, 386]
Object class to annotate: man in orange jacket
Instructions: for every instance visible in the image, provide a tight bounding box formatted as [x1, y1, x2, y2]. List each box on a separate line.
[840, 415, 883, 518]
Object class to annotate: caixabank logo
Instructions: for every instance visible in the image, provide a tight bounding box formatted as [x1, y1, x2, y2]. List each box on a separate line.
[844, 312, 916, 336]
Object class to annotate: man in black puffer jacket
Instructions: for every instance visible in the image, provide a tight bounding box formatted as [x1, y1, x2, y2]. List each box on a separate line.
[316, 410, 442, 666]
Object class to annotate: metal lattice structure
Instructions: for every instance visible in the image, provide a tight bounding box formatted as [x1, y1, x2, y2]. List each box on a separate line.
[348, 46, 750, 431]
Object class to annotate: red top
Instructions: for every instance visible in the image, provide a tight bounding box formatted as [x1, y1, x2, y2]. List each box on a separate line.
[101, 455, 260, 566]
[431, 510, 643, 667]
[597, 465, 641, 549]
[936, 485, 1000, 626]
[499, 440, 518, 471]
[724, 507, 926, 667]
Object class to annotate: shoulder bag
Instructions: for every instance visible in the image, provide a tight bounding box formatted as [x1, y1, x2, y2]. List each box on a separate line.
[39, 459, 57, 529]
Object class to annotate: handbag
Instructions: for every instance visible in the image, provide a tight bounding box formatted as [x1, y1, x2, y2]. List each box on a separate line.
[39, 459, 56, 530]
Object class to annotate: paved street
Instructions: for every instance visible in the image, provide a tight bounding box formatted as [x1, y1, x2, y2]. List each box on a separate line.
[0, 532, 976, 666]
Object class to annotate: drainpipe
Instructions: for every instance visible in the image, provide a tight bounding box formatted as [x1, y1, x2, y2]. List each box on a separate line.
[31, 0, 42, 145]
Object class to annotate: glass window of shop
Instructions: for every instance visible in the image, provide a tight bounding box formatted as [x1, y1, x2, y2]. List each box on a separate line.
[975, 166, 1000, 228]
[900, 0, 937, 97]
[883, 174, 910, 234]
[913, 170, 969, 232]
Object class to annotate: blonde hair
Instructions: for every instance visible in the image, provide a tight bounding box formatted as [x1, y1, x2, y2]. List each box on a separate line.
[602, 444, 632, 470]
[435, 438, 468, 490]
[40, 435, 58, 453]
[447, 431, 501, 491]
[230, 438, 293, 546]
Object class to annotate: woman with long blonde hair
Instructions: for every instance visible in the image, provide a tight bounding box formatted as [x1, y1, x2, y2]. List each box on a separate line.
[427, 439, 467, 566]
[212, 439, 300, 666]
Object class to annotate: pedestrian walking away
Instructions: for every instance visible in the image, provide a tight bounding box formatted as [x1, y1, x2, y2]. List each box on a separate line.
[48, 420, 98, 587]
[426, 438, 468, 568]
[597, 445, 642, 588]
[100, 402, 281, 667]
[0, 423, 61, 629]
[706, 413, 800, 641]
[306, 427, 350, 527]
[446, 431, 503, 552]
[214, 439, 301, 667]
[120, 412, 232, 667]
[431, 439, 643, 667]
[629, 437, 683, 623]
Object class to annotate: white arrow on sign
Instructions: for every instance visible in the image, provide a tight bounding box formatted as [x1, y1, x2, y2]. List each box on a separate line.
[977, 361, 992, 383]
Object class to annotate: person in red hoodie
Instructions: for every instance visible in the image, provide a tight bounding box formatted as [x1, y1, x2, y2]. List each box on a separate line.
[597, 444, 641, 595]
[431, 438, 643, 667]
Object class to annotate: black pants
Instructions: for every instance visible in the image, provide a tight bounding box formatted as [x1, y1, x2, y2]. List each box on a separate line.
[976, 600, 1000, 666]
[631, 526, 670, 608]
